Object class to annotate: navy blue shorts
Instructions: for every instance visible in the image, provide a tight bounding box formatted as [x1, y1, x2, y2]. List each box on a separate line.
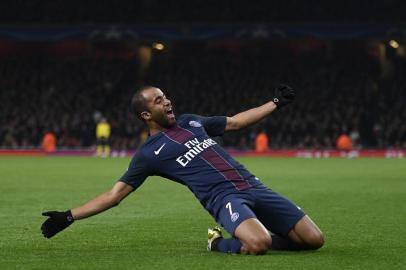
[214, 184, 305, 237]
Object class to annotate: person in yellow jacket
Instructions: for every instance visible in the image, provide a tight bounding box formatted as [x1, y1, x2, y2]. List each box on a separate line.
[96, 118, 111, 157]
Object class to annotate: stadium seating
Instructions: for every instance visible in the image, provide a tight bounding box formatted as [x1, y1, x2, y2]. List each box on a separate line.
[0, 0, 403, 23]
[0, 43, 405, 149]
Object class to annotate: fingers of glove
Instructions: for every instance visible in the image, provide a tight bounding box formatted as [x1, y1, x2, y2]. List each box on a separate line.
[42, 211, 57, 217]
[42, 228, 58, 238]
[283, 89, 295, 99]
[285, 92, 295, 100]
[279, 84, 290, 90]
[282, 86, 294, 94]
[41, 227, 54, 238]
[41, 219, 58, 238]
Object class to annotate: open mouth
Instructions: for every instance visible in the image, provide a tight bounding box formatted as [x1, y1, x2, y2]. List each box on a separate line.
[166, 108, 175, 118]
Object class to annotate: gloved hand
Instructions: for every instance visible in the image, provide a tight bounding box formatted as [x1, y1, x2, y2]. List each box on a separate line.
[41, 210, 74, 238]
[272, 84, 295, 109]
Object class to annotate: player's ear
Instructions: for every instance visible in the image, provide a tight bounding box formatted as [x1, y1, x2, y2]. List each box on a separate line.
[140, 111, 151, 121]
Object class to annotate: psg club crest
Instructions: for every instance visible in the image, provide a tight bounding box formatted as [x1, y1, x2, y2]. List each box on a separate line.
[189, 121, 202, 128]
[231, 212, 240, 222]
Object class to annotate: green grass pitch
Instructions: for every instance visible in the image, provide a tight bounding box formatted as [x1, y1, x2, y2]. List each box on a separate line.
[1, 156, 405, 270]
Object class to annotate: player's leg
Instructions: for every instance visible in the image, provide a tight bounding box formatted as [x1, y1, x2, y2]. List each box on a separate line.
[100, 137, 110, 157]
[267, 215, 324, 251]
[210, 219, 272, 255]
[210, 197, 271, 255]
[96, 137, 103, 156]
[287, 215, 324, 249]
[208, 226, 242, 253]
[253, 186, 324, 251]
[104, 137, 111, 157]
[234, 218, 272, 255]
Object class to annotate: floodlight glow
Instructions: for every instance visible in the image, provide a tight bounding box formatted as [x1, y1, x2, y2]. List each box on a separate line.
[389, 40, 399, 49]
[153, 42, 165, 50]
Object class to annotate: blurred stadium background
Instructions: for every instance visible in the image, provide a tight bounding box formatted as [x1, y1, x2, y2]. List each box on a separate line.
[1, 0, 405, 157]
[1, 2, 406, 270]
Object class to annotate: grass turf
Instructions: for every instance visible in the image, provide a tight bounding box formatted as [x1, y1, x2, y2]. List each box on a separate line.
[0, 156, 405, 270]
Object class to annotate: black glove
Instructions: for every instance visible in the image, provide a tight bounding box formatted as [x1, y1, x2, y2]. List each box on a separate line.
[272, 84, 295, 109]
[41, 210, 74, 238]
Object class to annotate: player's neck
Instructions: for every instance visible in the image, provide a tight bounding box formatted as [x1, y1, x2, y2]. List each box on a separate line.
[147, 120, 178, 136]
[149, 128, 164, 136]
[148, 124, 168, 136]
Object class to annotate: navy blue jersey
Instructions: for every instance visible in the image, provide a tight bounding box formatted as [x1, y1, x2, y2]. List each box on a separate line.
[120, 114, 261, 215]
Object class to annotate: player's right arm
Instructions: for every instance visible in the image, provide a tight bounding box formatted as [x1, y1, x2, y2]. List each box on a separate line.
[41, 151, 151, 239]
[71, 181, 133, 220]
[40, 182, 134, 239]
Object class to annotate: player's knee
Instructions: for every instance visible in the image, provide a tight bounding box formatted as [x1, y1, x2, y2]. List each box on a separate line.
[245, 234, 272, 255]
[306, 231, 325, 249]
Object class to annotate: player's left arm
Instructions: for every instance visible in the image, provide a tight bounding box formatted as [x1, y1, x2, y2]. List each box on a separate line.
[225, 84, 295, 131]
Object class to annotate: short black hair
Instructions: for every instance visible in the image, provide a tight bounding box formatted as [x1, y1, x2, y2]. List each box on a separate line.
[131, 86, 155, 121]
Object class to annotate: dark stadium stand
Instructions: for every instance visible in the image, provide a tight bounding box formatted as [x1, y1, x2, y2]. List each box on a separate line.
[0, 0, 404, 23]
[1, 41, 405, 150]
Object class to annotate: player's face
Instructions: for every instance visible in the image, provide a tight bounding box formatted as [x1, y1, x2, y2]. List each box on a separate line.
[143, 87, 176, 128]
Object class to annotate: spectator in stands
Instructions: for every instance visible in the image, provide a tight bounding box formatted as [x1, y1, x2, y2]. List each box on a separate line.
[0, 43, 405, 150]
[336, 133, 353, 152]
[255, 129, 269, 153]
[41, 131, 57, 153]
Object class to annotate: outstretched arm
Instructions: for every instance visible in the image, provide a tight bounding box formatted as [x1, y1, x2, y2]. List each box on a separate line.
[41, 181, 133, 238]
[225, 84, 295, 131]
[225, 100, 277, 131]
[71, 181, 133, 220]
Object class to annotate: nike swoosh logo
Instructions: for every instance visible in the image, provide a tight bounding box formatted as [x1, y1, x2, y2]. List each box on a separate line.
[154, 143, 166, 155]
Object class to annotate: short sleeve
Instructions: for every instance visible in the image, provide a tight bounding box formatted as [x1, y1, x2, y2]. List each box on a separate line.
[119, 151, 151, 190]
[196, 115, 227, 137]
